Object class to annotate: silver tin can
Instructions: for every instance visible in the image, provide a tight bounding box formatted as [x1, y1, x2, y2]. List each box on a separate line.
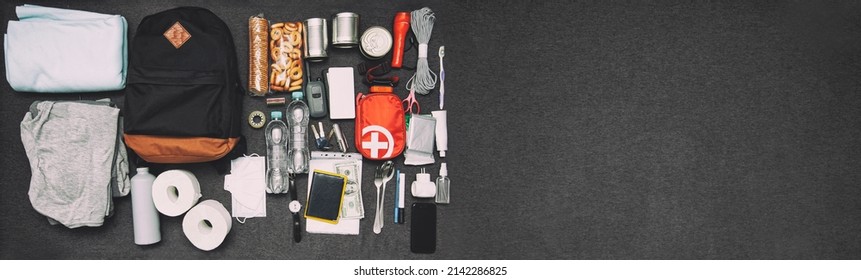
[360, 26, 392, 60]
[331, 12, 359, 48]
[303, 18, 328, 61]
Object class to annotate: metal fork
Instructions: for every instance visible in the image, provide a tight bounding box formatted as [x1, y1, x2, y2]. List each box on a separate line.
[373, 161, 394, 234]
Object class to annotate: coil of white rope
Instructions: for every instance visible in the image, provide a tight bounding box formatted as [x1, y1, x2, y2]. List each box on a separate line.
[405, 7, 437, 95]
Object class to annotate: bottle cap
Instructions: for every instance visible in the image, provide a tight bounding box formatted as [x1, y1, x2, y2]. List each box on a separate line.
[136, 167, 149, 173]
[292, 91, 304, 100]
[439, 163, 447, 177]
[271, 111, 283, 120]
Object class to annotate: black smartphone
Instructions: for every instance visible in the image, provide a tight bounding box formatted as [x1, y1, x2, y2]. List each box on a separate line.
[410, 202, 437, 254]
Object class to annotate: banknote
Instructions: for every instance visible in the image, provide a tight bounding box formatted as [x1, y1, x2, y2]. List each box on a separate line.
[335, 162, 359, 184]
[336, 162, 364, 219]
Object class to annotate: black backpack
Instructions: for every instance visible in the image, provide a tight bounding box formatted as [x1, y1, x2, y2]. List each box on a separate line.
[123, 7, 245, 172]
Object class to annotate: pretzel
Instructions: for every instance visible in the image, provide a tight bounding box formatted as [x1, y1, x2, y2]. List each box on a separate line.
[289, 48, 300, 60]
[275, 70, 288, 87]
[270, 28, 282, 41]
[270, 71, 277, 86]
[290, 78, 303, 87]
[282, 57, 293, 69]
[288, 66, 301, 81]
[285, 22, 299, 32]
[288, 31, 301, 47]
[270, 47, 280, 61]
[271, 63, 283, 73]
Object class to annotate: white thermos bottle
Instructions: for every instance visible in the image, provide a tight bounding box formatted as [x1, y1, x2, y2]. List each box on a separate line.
[131, 167, 161, 245]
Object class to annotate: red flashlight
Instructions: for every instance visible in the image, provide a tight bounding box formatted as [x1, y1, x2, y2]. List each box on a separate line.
[391, 12, 410, 69]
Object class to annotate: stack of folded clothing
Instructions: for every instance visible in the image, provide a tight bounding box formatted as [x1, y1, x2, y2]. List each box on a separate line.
[20, 100, 130, 228]
[5, 5, 127, 93]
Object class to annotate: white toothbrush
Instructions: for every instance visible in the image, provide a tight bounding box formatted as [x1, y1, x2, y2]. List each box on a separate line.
[438, 46, 445, 110]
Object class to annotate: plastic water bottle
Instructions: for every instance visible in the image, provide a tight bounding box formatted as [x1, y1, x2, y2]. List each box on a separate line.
[266, 111, 290, 193]
[131, 167, 160, 245]
[287, 91, 310, 174]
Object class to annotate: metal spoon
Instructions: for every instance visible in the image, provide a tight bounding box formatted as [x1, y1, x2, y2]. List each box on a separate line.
[373, 161, 394, 234]
[372, 163, 383, 234]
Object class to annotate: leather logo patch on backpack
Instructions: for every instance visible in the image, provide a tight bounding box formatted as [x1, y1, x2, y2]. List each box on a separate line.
[163, 21, 191, 49]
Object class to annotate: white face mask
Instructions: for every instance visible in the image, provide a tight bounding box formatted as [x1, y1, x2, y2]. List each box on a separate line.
[224, 154, 267, 223]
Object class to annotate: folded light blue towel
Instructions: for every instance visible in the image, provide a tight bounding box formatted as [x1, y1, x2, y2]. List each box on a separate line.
[4, 5, 127, 93]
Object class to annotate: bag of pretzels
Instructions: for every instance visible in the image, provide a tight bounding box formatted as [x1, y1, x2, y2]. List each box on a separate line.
[268, 21, 305, 92]
[123, 7, 245, 173]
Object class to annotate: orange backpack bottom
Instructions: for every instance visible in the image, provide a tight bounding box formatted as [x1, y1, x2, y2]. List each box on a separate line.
[124, 134, 239, 163]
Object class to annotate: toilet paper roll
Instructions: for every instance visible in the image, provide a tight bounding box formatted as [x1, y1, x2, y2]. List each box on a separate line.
[151, 170, 202, 217]
[182, 200, 232, 251]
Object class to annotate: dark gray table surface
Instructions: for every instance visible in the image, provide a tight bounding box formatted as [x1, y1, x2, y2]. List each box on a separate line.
[1, 0, 860, 259]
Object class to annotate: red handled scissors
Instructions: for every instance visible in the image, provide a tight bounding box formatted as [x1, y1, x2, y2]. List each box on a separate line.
[403, 88, 420, 114]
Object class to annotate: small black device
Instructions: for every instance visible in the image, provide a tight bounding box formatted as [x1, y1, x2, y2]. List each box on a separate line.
[305, 61, 327, 118]
[410, 202, 436, 254]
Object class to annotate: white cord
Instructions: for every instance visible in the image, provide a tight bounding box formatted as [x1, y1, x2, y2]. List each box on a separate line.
[406, 7, 437, 95]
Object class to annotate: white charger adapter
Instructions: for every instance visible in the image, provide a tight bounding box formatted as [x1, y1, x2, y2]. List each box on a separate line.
[411, 168, 436, 198]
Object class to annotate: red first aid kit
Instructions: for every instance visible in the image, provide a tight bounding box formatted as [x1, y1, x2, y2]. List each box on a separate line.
[355, 86, 406, 160]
